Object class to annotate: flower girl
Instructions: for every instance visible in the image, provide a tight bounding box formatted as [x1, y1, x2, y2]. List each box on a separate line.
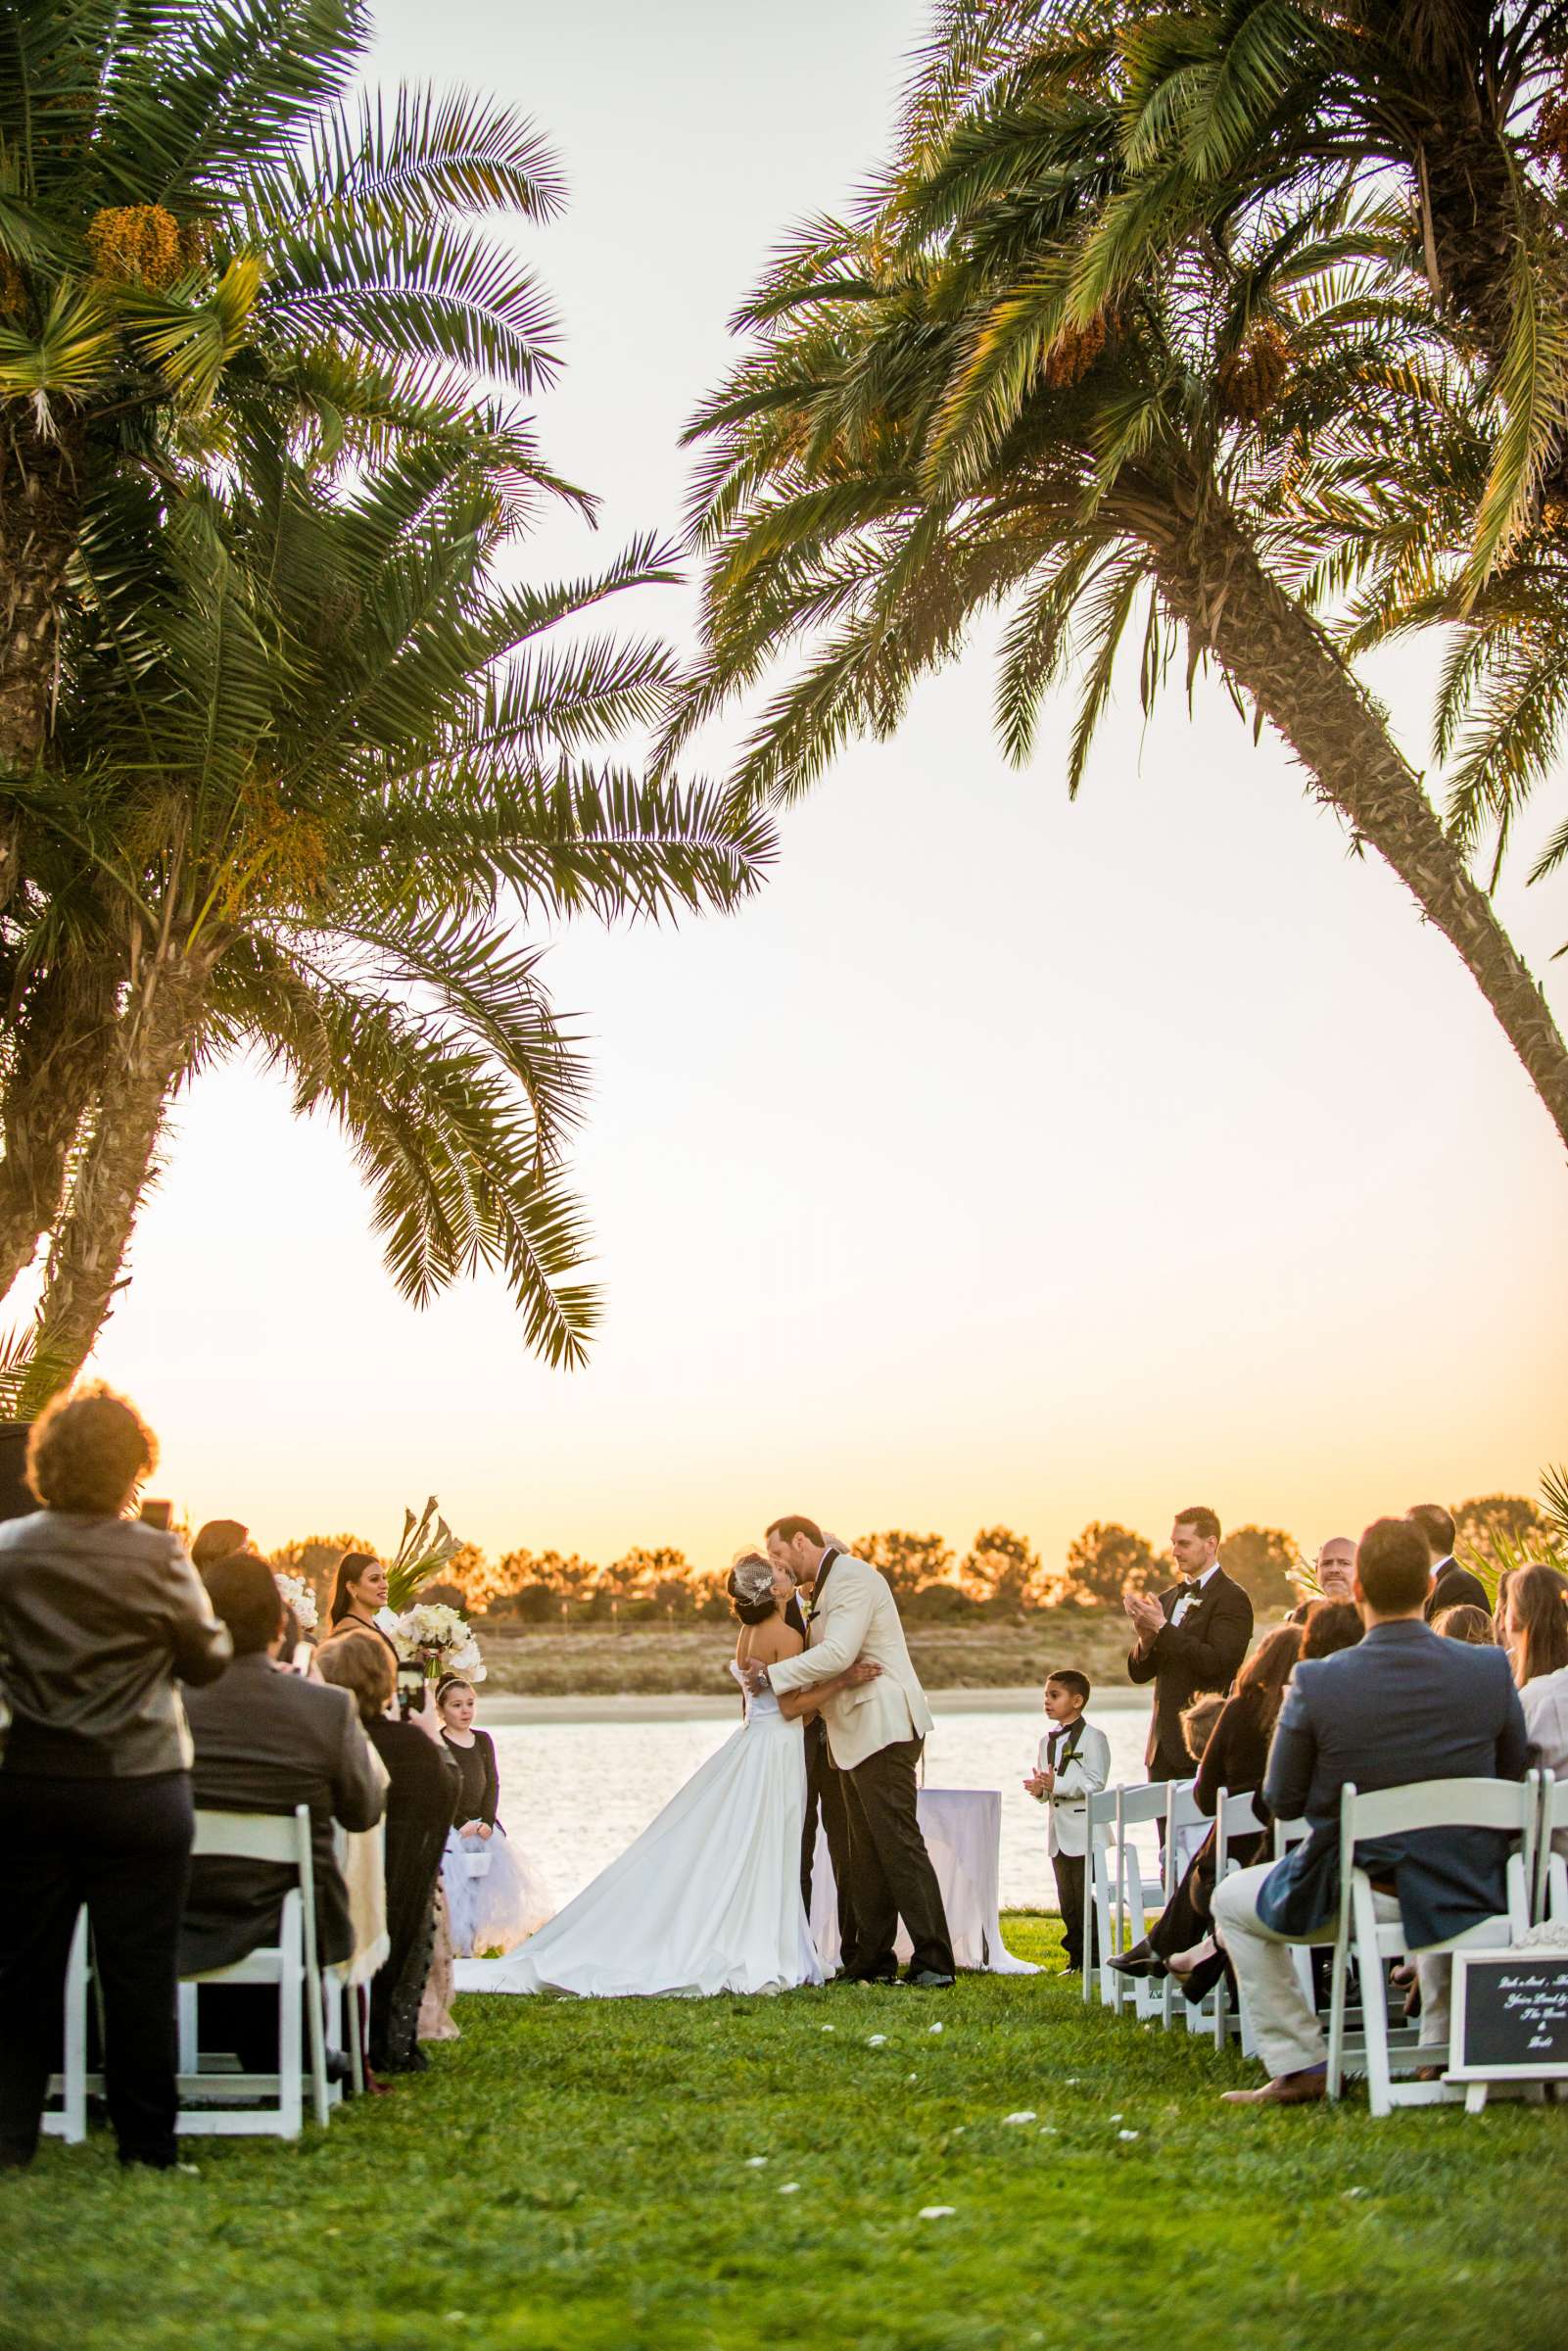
[435, 1676, 554, 1958]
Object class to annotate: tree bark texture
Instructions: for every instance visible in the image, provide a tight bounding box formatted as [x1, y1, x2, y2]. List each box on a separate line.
[1148, 503, 1568, 1157]
[24, 952, 209, 1403]
[0, 962, 119, 1304]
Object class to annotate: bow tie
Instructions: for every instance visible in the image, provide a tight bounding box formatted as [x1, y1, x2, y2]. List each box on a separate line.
[1180, 1578, 1206, 1594]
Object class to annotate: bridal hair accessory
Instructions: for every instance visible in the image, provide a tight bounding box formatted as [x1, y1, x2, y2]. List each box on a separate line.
[729, 1553, 774, 1606]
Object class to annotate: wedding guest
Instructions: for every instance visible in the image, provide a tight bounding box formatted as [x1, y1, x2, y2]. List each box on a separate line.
[191, 1519, 249, 1573]
[1124, 1507, 1254, 1783]
[0, 1385, 231, 2171]
[1432, 1603, 1497, 1646]
[436, 1677, 554, 1958]
[326, 1551, 399, 1655]
[1111, 1624, 1303, 1988]
[315, 1633, 459, 2073]
[1409, 1503, 1490, 1621]
[1504, 1564, 1568, 1857]
[1288, 1536, 1356, 1623]
[1212, 1515, 1529, 2108]
[1023, 1670, 1110, 1973]
[1299, 1599, 1364, 1660]
[180, 1554, 385, 2057]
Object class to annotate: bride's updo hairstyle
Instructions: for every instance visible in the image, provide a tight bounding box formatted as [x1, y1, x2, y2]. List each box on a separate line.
[729, 1552, 777, 1626]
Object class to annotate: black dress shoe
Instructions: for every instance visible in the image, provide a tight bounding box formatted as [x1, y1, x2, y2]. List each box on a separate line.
[906, 1968, 956, 1989]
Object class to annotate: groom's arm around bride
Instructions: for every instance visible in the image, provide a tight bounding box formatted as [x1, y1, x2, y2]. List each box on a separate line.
[760, 1517, 956, 1986]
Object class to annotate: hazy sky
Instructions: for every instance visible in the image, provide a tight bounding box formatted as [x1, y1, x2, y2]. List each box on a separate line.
[85, 0, 1568, 1571]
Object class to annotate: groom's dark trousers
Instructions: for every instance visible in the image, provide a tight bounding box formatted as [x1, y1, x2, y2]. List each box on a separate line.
[842, 1737, 955, 1980]
[801, 1719, 859, 1970]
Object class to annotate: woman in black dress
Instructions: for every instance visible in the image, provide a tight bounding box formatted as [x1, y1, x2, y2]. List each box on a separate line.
[325, 1551, 399, 1656]
[315, 1635, 458, 2073]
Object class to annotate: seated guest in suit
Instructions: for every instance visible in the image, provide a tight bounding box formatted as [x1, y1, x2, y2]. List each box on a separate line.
[1113, 1623, 1304, 1988]
[315, 1632, 459, 2073]
[1432, 1603, 1497, 1646]
[1505, 1563, 1568, 1859]
[1288, 1536, 1356, 1623]
[1124, 1506, 1254, 1784]
[1023, 1670, 1111, 1973]
[1409, 1503, 1490, 1622]
[181, 1555, 385, 2021]
[0, 1386, 231, 2172]
[1212, 1515, 1530, 2108]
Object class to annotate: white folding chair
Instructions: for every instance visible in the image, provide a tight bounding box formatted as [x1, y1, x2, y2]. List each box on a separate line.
[1160, 1783, 1209, 2031]
[1209, 1787, 1263, 2049]
[1326, 1775, 1538, 2117]
[176, 1806, 329, 2136]
[1113, 1783, 1169, 2019]
[41, 1909, 94, 2143]
[1083, 1789, 1119, 2007]
[1535, 1777, 1568, 1924]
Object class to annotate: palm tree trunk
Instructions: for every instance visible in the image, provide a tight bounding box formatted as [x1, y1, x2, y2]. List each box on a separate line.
[1147, 504, 1568, 1156]
[0, 416, 83, 905]
[0, 964, 119, 1303]
[23, 952, 209, 1406]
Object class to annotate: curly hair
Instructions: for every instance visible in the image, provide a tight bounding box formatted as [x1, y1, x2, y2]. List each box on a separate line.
[26, 1382, 158, 1515]
[315, 1628, 395, 1724]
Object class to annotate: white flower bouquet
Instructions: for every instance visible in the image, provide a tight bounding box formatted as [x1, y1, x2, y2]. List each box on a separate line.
[389, 1601, 486, 1683]
[272, 1570, 319, 1632]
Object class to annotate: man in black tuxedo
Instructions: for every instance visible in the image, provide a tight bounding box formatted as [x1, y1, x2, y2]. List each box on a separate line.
[1123, 1505, 1254, 1784]
[774, 1523, 860, 1976]
[1212, 1515, 1528, 2107]
[1408, 1503, 1491, 1622]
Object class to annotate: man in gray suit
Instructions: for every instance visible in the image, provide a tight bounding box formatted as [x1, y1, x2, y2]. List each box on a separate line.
[1212, 1515, 1529, 2108]
[180, 1556, 385, 1980]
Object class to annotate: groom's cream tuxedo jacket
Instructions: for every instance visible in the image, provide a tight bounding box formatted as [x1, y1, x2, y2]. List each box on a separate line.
[768, 1551, 933, 1771]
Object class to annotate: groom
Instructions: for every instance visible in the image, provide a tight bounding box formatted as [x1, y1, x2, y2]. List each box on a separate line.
[752, 1513, 955, 1987]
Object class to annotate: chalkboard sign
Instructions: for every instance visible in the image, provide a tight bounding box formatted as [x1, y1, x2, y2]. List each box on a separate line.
[1448, 1950, 1568, 2082]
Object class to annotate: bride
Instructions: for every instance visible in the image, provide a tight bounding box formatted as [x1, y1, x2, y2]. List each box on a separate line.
[472, 1553, 878, 1997]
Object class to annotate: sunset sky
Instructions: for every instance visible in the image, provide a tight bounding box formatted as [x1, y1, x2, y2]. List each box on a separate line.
[83, 0, 1568, 1573]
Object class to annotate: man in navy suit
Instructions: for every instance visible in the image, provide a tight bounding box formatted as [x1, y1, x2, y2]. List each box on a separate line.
[1408, 1502, 1492, 1622]
[1212, 1514, 1529, 2108]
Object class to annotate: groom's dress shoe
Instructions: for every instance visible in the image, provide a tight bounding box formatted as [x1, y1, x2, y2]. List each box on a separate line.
[906, 1969, 955, 1989]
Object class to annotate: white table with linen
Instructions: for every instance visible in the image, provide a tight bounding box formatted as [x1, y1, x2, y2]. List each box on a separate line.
[809, 1786, 1037, 1974]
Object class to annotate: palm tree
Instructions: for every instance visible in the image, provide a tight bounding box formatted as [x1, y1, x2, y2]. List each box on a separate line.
[8, 440, 773, 1396]
[1, 0, 573, 1274]
[673, 66, 1568, 1150]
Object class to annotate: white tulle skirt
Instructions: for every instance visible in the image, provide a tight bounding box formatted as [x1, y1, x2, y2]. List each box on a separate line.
[442, 1826, 555, 1959]
[455, 1697, 823, 1998]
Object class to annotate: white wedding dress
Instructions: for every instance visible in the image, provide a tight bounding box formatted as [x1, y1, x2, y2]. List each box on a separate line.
[459, 1667, 825, 1998]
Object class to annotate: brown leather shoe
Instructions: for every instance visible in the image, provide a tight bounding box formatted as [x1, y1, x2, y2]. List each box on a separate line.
[1220, 2066, 1328, 2108]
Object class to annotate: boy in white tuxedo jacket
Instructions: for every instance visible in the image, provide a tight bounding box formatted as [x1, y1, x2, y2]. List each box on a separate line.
[1024, 1670, 1111, 1973]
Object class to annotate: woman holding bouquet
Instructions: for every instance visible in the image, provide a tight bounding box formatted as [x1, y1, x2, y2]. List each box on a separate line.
[436, 1678, 554, 1958]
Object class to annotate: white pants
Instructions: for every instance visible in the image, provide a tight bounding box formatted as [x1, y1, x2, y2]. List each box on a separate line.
[1212, 1862, 1449, 2081]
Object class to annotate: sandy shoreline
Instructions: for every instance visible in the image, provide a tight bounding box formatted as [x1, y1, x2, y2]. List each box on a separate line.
[477, 1685, 1150, 1725]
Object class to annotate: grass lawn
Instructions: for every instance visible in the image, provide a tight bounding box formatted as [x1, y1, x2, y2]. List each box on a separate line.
[4, 1914, 1564, 2351]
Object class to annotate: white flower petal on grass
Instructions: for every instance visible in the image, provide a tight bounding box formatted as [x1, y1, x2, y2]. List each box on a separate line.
[1002, 2111, 1036, 2125]
[918, 2206, 956, 2220]
[927, 2022, 944, 2036]
[779, 2183, 800, 2195]
[743, 2157, 768, 2169]
[1039, 2126, 1058, 2135]
[1117, 2130, 1140, 2142]
[907, 2073, 919, 2083]
[1343, 2187, 1367, 2200]
[820, 2025, 835, 2034]
[1064, 2077, 1079, 2086]
[867, 2034, 887, 2046]
[1109, 2113, 1123, 2122]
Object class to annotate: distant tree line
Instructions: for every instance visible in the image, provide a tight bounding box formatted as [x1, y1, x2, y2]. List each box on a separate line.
[269, 1497, 1545, 1627]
